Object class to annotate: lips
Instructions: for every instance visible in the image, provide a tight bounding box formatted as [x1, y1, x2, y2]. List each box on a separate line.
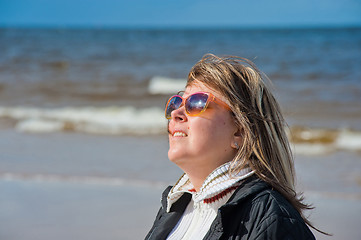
[171, 130, 188, 137]
[173, 131, 187, 137]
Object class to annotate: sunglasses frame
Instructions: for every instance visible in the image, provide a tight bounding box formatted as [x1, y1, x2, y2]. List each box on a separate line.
[165, 91, 231, 119]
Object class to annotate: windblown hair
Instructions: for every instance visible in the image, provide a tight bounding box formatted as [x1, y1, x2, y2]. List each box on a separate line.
[187, 54, 325, 234]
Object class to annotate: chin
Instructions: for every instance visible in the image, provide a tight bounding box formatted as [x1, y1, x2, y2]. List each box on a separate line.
[168, 150, 186, 165]
[168, 152, 179, 163]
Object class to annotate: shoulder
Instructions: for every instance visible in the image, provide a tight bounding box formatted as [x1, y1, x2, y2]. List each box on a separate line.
[220, 178, 315, 239]
[251, 187, 300, 220]
[250, 189, 315, 239]
[227, 177, 301, 219]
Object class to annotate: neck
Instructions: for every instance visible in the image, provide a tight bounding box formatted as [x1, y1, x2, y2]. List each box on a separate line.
[171, 154, 236, 192]
[181, 164, 223, 192]
[187, 174, 206, 192]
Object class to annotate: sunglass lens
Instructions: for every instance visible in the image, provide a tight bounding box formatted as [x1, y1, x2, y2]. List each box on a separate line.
[165, 96, 183, 119]
[186, 93, 208, 116]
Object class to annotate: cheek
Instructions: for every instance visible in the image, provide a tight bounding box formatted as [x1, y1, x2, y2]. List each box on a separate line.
[190, 118, 233, 150]
[190, 125, 210, 148]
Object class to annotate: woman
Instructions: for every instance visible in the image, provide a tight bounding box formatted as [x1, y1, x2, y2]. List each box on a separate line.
[146, 54, 318, 239]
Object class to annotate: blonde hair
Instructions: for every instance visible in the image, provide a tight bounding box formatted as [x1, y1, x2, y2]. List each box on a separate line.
[187, 54, 325, 234]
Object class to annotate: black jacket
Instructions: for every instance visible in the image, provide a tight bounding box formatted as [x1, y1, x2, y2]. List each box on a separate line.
[145, 177, 315, 240]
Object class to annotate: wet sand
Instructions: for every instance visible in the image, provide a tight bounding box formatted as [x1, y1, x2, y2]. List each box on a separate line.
[0, 130, 360, 239]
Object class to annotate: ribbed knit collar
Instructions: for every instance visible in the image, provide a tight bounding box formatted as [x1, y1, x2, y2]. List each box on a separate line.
[166, 162, 254, 212]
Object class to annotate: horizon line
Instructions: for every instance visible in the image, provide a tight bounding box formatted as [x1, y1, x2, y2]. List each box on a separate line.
[1, 22, 361, 31]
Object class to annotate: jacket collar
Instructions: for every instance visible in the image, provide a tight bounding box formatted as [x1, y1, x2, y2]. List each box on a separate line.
[156, 177, 270, 240]
[161, 175, 269, 212]
[221, 176, 269, 208]
[203, 177, 272, 239]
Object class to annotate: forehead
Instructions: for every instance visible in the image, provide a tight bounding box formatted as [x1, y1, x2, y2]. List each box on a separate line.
[184, 81, 214, 95]
[184, 81, 224, 100]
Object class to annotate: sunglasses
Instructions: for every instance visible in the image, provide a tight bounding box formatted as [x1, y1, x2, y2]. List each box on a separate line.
[165, 91, 231, 119]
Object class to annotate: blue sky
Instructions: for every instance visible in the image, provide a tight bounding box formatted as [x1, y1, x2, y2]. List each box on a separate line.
[0, 0, 360, 28]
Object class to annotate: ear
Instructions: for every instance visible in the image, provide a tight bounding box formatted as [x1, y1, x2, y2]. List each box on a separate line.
[231, 128, 243, 149]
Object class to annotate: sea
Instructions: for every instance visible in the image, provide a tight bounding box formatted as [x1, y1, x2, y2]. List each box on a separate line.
[0, 27, 361, 240]
[1, 27, 361, 153]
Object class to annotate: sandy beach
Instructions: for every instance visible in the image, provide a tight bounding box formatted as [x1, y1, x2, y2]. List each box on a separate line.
[0, 130, 360, 240]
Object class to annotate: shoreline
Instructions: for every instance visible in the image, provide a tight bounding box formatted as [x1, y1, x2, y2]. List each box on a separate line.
[1, 177, 360, 240]
[0, 130, 360, 239]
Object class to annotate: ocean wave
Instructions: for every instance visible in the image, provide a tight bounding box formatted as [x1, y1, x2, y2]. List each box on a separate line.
[289, 126, 361, 155]
[2, 172, 360, 200]
[0, 106, 167, 135]
[0, 106, 361, 155]
[148, 76, 186, 94]
[0, 172, 168, 188]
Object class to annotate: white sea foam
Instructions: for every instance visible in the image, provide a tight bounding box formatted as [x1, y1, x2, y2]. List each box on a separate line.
[290, 127, 361, 155]
[17, 119, 64, 133]
[0, 172, 168, 188]
[292, 143, 335, 156]
[1, 106, 361, 155]
[0, 106, 167, 135]
[148, 76, 186, 94]
[336, 129, 361, 151]
[3, 172, 361, 200]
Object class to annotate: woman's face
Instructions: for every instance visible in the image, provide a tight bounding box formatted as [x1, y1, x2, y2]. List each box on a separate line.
[167, 81, 240, 176]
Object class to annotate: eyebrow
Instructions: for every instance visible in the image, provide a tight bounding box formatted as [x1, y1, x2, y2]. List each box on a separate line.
[177, 91, 185, 96]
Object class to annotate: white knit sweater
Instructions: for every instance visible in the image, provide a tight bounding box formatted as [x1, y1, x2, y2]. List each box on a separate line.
[166, 163, 254, 240]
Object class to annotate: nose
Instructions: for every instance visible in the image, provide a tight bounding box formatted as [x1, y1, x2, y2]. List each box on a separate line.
[170, 105, 187, 122]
